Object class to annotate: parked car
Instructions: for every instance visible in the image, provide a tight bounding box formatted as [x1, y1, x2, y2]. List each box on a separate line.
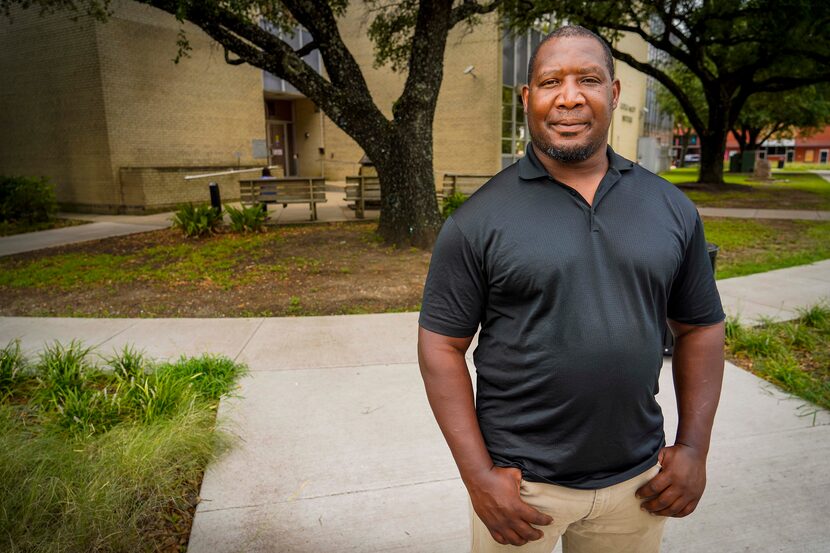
[683, 153, 701, 163]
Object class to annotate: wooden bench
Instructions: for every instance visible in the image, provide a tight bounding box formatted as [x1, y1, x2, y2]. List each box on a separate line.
[239, 177, 327, 221]
[345, 175, 381, 219]
[441, 173, 492, 200]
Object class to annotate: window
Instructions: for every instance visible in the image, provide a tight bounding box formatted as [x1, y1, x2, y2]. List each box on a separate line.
[502, 28, 543, 168]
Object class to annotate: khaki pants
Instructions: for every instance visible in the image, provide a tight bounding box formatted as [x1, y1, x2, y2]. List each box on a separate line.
[471, 465, 666, 553]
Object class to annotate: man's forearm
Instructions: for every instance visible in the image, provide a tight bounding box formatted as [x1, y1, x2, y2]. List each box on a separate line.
[418, 326, 554, 544]
[417, 328, 494, 484]
[670, 320, 725, 455]
[637, 320, 725, 516]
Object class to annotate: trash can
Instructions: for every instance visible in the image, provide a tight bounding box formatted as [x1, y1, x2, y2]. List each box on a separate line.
[729, 153, 741, 173]
[777, 159, 785, 169]
[662, 243, 719, 355]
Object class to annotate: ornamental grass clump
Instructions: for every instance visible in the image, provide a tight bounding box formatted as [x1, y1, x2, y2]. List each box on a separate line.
[0, 339, 27, 399]
[0, 339, 248, 552]
[171, 203, 223, 237]
[224, 202, 269, 233]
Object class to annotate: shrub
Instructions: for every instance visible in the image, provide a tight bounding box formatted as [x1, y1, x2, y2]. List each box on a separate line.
[442, 191, 468, 217]
[171, 203, 223, 237]
[0, 175, 57, 223]
[224, 202, 268, 233]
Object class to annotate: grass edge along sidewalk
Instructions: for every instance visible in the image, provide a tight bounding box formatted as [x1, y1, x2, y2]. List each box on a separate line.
[726, 303, 830, 415]
[0, 339, 248, 552]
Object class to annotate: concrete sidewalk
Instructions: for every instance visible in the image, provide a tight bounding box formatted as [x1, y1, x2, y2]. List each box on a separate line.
[0, 261, 828, 552]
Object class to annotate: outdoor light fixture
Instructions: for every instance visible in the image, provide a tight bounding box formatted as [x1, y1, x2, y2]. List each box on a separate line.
[463, 65, 477, 79]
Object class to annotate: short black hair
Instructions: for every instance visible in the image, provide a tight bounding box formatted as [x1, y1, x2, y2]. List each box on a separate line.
[526, 25, 615, 85]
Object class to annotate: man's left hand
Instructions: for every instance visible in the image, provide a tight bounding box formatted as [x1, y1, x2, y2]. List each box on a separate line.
[635, 444, 707, 517]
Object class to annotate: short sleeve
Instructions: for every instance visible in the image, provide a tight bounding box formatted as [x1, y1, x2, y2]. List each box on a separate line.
[419, 216, 487, 337]
[667, 214, 725, 325]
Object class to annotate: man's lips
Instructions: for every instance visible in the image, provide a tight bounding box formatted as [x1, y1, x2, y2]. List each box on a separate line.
[547, 121, 589, 136]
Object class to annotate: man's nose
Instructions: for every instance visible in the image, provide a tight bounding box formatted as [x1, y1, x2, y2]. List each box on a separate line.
[555, 79, 585, 110]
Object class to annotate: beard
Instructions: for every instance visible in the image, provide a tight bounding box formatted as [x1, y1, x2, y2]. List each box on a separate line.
[528, 123, 606, 163]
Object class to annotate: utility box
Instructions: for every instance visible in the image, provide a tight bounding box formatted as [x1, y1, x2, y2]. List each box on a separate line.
[729, 151, 756, 173]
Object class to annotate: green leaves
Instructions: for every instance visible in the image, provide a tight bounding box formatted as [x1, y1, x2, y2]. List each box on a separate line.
[171, 202, 223, 238]
[0, 175, 57, 224]
[441, 191, 468, 218]
[4, 339, 248, 437]
[224, 202, 269, 232]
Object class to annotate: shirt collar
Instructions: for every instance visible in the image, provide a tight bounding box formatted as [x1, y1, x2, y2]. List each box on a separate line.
[517, 143, 635, 181]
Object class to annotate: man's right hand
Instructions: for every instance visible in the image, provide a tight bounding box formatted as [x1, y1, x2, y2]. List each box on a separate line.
[468, 465, 554, 546]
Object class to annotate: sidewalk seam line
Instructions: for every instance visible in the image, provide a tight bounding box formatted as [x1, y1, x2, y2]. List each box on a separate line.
[196, 476, 462, 513]
[93, 320, 141, 350]
[233, 318, 267, 362]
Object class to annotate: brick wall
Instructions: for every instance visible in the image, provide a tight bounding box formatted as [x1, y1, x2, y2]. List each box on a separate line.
[0, 1, 269, 213]
[0, 7, 117, 207]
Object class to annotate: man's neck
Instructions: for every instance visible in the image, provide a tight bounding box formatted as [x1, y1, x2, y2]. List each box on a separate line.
[532, 143, 610, 205]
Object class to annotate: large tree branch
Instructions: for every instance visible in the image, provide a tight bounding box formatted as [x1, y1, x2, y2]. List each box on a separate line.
[394, 0, 453, 127]
[755, 74, 830, 93]
[608, 46, 706, 135]
[449, 0, 500, 27]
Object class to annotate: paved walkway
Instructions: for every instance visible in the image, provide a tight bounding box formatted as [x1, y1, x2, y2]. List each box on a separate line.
[697, 207, 830, 220]
[1, 260, 828, 552]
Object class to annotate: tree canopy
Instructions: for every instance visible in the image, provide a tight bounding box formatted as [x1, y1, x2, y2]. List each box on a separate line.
[502, 0, 830, 185]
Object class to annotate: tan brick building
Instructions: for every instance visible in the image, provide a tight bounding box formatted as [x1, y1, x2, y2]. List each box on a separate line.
[0, 1, 648, 214]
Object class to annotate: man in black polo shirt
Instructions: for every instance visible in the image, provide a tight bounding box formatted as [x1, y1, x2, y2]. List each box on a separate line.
[418, 25, 725, 552]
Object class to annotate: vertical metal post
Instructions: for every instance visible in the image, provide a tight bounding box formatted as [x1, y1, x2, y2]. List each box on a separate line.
[208, 182, 221, 213]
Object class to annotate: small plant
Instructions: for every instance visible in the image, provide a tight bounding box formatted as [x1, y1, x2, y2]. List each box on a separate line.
[34, 340, 95, 408]
[224, 203, 268, 233]
[159, 354, 246, 402]
[171, 203, 223, 237]
[798, 303, 829, 330]
[0, 175, 57, 224]
[108, 345, 150, 383]
[0, 339, 27, 399]
[441, 191, 468, 217]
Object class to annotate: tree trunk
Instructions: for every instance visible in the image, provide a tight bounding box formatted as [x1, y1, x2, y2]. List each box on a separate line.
[372, 125, 444, 248]
[698, 133, 727, 185]
[697, 97, 730, 186]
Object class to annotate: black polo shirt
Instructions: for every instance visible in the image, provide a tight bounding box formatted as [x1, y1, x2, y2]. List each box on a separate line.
[419, 145, 724, 489]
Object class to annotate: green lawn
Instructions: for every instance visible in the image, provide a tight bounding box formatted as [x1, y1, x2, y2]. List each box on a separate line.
[703, 218, 830, 279]
[727, 304, 829, 412]
[659, 168, 830, 210]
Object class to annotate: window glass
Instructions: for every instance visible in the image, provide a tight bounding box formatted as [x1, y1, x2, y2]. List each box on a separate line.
[502, 34, 515, 86]
[502, 120, 513, 139]
[516, 34, 528, 86]
[502, 140, 513, 154]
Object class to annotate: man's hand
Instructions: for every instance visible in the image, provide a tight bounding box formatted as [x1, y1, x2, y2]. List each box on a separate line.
[468, 465, 553, 546]
[636, 444, 707, 518]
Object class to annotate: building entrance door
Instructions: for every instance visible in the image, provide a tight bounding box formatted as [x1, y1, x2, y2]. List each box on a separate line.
[268, 122, 289, 175]
[265, 98, 296, 176]
[821, 149, 829, 164]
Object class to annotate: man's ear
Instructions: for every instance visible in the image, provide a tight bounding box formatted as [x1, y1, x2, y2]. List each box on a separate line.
[521, 85, 530, 113]
[611, 79, 621, 110]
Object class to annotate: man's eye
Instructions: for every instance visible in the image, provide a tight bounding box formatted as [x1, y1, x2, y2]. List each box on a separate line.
[541, 80, 559, 86]
[583, 78, 600, 84]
